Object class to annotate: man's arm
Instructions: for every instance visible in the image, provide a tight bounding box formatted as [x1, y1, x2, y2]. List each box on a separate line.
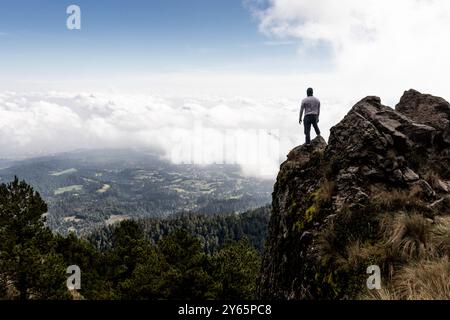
[299, 101, 304, 124]
[317, 100, 320, 123]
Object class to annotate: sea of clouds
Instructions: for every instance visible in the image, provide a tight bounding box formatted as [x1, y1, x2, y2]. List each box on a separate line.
[1, 91, 346, 178]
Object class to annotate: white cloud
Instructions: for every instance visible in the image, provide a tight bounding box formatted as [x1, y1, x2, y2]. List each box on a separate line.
[251, 0, 450, 104]
[0, 91, 315, 178]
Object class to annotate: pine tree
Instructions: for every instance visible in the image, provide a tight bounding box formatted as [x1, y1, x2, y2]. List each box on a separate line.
[0, 177, 68, 300]
[55, 233, 114, 299]
[209, 238, 261, 300]
[157, 229, 216, 299]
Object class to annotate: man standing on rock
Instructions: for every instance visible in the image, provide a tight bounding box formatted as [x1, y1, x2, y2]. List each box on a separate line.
[299, 87, 321, 146]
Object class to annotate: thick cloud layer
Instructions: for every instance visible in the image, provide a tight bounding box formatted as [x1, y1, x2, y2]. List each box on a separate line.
[2, 91, 341, 177]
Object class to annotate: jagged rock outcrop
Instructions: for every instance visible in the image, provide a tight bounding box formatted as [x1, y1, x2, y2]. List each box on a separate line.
[396, 89, 450, 132]
[259, 90, 450, 300]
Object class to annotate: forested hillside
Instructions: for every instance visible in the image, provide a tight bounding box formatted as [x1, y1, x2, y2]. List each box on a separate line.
[87, 206, 270, 253]
[0, 178, 269, 300]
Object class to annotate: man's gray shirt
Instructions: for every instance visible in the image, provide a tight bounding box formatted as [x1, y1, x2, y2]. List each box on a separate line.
[300, 96, 321, 120]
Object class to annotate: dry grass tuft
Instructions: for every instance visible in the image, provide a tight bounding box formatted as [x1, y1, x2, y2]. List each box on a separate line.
[371, 188, 430, 213]
[431, 216, 450, 255]
[360, 258, 450, 300]
[359, 214, 450, 300]
[394, 257, 450, 300]
[381, 213, 434, 260]
[360, 288, 398, 300]
[315, 181, 450, 300]
[317, 180, 335, 205]
[423, 171, 443, 191]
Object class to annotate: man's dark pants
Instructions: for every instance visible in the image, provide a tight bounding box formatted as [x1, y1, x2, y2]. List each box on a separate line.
[304, 114, 321, 145]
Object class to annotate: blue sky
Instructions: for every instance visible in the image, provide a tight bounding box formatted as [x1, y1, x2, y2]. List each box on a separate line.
[0, 0, 331, 84]
[3, 0, 450, 174]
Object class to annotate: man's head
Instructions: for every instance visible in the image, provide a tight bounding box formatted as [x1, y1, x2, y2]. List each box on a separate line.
[307, 88, 314, 97]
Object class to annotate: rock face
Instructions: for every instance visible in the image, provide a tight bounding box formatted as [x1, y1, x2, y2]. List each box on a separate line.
[259, 90, 450, 299]
[396, 89, 450, 132]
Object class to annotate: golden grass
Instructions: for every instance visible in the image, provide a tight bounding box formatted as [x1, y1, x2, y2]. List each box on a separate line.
[381, 213, 434, 260]
[371, 187, 429, 212]
[315, 178, 450, 300]
[360, 214, 450, 300]
[317, 180, 335, 205]
[423, 170, 443, 191]
[394, 257, 450, 300]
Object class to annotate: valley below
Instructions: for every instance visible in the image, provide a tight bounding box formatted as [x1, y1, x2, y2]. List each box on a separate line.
[0, 149, 273, 235]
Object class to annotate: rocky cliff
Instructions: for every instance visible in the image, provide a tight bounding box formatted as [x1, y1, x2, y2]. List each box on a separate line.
[259, 89, 450, 299]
